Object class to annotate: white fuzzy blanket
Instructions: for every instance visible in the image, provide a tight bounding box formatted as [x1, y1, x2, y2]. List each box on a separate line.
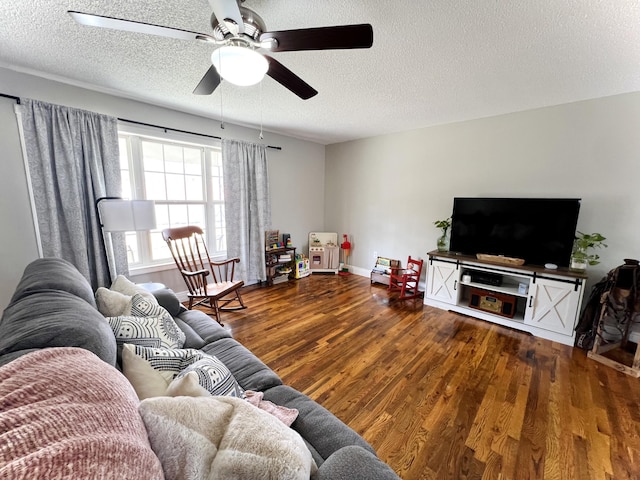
[139, 396, 316, 480]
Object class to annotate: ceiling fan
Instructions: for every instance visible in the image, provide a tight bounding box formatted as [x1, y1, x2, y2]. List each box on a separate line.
[68, 0, 373, 100]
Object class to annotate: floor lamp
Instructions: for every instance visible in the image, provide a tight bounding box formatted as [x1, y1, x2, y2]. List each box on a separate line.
[96, 197, 157, 283]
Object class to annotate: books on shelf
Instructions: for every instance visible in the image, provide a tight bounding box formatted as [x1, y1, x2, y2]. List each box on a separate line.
[278, 255, 292, 262]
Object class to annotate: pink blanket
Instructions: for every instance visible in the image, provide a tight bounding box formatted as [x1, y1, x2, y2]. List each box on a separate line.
[244, 390, 299, 426]
[0, 348, 164, 479]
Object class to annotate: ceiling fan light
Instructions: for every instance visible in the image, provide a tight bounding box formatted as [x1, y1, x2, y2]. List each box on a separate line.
[211, 46, 268, 86]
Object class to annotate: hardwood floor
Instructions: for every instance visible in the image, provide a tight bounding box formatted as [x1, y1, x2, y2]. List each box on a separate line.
[216, 274, 640, 480]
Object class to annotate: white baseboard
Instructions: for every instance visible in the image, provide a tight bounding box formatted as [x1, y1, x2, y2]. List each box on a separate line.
[349, 265, 370, 278]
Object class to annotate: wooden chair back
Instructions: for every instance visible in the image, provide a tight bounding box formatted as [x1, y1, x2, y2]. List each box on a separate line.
[162, 225, 210, 296]
[389, 256, 424, 300]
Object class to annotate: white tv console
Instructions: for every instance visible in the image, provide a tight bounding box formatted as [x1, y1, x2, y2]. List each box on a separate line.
[424, 251, 588, 346]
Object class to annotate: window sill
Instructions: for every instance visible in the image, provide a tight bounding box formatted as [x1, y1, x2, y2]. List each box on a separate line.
[129, 254, 229, 276]
[129, 262, 175, 276]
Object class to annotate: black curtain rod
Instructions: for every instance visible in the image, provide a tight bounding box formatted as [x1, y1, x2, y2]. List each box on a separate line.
[0, 93, 21, 104]
[0, 92, 280, 150]
[117, 117, 282, 151]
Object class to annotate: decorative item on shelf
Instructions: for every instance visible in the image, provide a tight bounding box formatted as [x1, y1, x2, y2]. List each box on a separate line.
[265, 230, 280, 250]
[282, 233, 291, 248]
[434, 218, 451, 252]
[476, 254, 525, 266]
[569, 231, 607, 272]
[339, 234, 351, 276]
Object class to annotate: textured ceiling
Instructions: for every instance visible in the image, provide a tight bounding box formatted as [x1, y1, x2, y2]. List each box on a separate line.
[1, 1, 640, 145]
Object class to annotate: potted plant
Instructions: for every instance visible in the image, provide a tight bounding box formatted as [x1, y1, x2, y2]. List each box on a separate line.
[434, 218, 452, 252]
[570, 231, 607, 272]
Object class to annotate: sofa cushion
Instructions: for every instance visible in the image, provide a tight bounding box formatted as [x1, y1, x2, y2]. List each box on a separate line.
[201, 337, 282, 392]
[9, 257, 96, 306]
[174, 317, 206, 349]
[315, 445, 400, 480]
[152, 288, 185, 317]
[263, 385, 376, 461]
[177, 309, 232, 344]
[0, 347, 164, 479]
[0, 291, 117, 366]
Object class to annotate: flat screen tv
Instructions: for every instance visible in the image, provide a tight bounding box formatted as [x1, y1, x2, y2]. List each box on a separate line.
[449, 198, 581, 267]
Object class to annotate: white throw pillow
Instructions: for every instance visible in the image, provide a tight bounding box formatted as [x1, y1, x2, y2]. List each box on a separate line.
[95, 287, 131, 317]
[165, 371, 211, 397]
[111, 275, 158, 306]
[122, 343, 171, 399]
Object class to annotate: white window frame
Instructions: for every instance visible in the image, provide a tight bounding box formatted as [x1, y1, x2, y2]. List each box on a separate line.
[117, 123, 225, 274]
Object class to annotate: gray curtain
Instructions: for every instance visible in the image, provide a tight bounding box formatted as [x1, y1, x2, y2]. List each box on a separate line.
[222, 139, 271, 282]
[19, 99, 126, 289]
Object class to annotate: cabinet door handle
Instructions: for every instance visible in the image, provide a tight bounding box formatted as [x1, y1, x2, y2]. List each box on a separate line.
[529, 296, 533, 308]
[454, 280, 457, 290]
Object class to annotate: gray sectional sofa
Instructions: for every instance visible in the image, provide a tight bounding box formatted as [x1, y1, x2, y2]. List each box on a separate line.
[0, 257, 399, 479]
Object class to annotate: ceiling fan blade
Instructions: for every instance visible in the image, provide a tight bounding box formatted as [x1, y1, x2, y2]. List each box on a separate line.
[193, 66, 221, 95]
[265, 56, 317, 100]
[208, 0, 244, 34]
[68, 10, 214, 42]
[260, 24, 373, 52]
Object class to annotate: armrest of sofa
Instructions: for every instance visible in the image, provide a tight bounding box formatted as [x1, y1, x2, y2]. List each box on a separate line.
[315, 445, 400, 480]
[262, 385, 375, 460]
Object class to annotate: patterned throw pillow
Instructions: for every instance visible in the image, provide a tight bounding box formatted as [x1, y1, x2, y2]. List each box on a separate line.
[172, 357, 245, 398]
[107, 313, 185, 350]
[122, 344, 243, 400]
[125, 345, 205, 382]
[128, 293, 168, 318]
[106, 293, 186, 349]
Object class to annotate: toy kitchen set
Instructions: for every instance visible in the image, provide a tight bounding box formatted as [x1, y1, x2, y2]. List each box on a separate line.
[308, 232, 340, 274]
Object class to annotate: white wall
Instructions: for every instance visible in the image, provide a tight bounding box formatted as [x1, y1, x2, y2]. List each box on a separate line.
[0, 67, 325, 309]
[0, 97, 39, 311]
[325, 92, 640, 292]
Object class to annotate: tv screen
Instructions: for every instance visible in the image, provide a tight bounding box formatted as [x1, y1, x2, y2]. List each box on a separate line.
[449, 198, 581, 267]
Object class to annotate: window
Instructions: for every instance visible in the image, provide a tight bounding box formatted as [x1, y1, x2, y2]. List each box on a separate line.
[118, 131, 225, 270]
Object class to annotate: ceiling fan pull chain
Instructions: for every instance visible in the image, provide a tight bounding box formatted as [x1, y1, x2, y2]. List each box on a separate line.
[220, 87, 225, 130]
[259, 81, 264, 140]
[219, 56, 225, 130]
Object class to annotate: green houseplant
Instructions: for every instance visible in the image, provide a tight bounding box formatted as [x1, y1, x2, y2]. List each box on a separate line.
[569, 231, 607, 272]
[434, 218, 452, 252]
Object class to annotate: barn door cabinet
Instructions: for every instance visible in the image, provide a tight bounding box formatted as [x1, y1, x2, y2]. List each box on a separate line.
[424, 251, 587, 346]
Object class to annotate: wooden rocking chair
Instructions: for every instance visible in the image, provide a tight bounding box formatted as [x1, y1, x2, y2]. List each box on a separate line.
[389, 256, 424, 300]
[162, 226, 246, 326]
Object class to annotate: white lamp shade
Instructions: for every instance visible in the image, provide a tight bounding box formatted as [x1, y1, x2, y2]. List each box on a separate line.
[99, 200, 157, 232]
[212, 46, 268, 86]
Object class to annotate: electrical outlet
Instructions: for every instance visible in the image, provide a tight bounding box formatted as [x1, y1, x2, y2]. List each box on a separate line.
[373, 251, 378, 260]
